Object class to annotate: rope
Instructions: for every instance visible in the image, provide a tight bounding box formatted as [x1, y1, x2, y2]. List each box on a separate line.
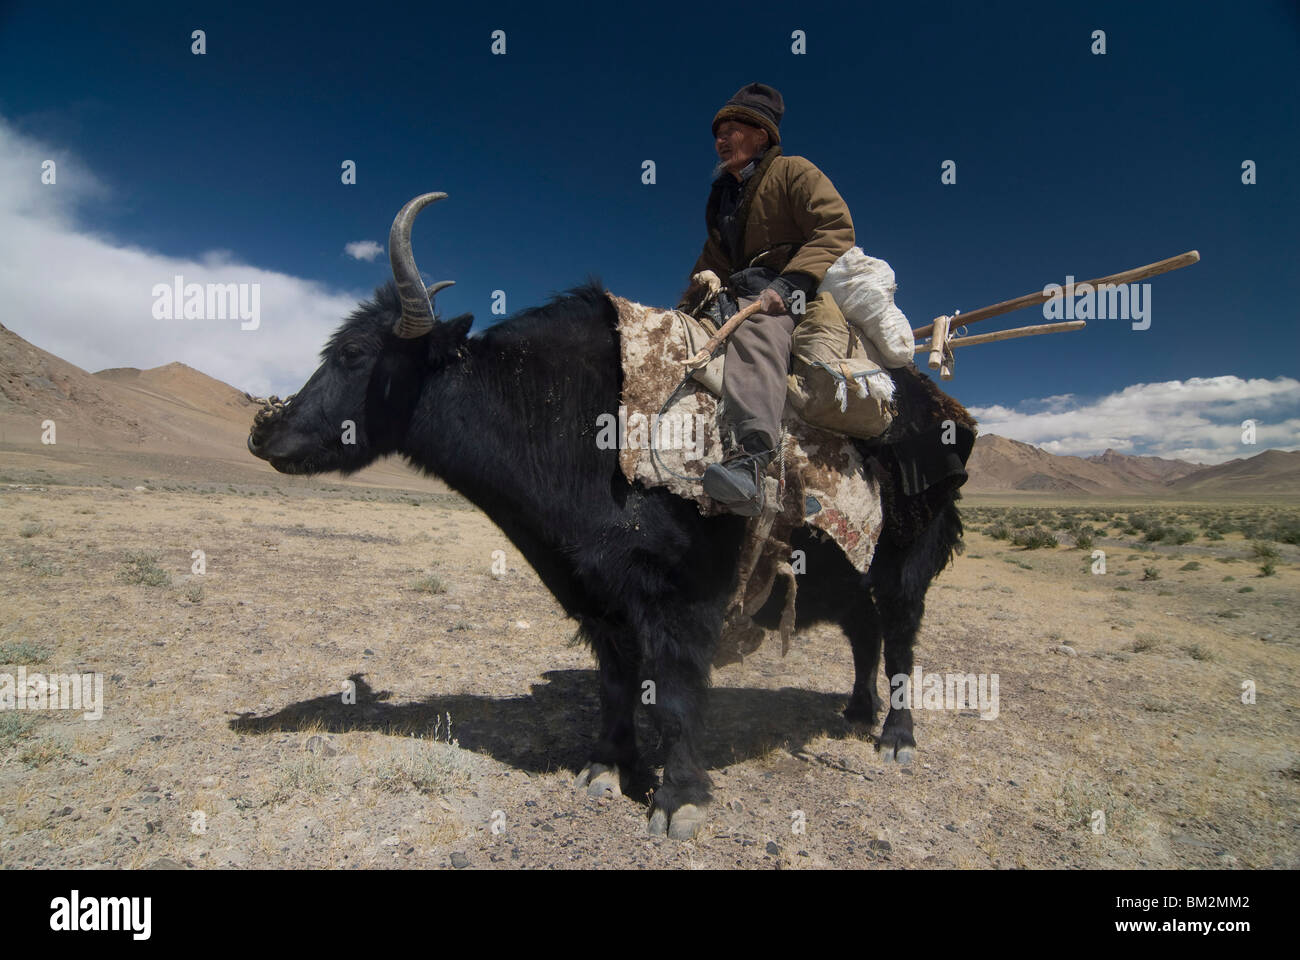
[650, 371, 707, 484]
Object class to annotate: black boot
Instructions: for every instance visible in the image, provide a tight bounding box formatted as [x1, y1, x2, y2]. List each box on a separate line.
[702, 433, 774, 517]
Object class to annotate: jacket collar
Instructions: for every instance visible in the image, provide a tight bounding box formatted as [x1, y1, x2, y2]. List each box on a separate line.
[706, 145, 783, 267]
[714, 147, 768, 187]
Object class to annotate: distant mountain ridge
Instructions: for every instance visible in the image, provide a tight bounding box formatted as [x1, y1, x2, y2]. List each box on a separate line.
[2, 320, 1293, 497]
[0, 321, 447, 491]
[967, 433, 1298, 496]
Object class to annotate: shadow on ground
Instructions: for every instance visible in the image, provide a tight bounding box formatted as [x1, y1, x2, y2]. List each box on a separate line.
[229, 670, 862, 777]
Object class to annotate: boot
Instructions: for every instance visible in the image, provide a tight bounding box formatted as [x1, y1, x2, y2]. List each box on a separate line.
[702, 433, 774, 517]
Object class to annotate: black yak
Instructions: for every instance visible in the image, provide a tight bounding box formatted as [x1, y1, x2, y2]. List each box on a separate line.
[248, 193, 974, 839]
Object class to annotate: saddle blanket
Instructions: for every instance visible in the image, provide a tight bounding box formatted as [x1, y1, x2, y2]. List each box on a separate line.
[608, 292, 884, 576]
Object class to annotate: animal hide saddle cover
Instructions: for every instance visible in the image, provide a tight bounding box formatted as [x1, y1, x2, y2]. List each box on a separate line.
[609, 293, 885, 666]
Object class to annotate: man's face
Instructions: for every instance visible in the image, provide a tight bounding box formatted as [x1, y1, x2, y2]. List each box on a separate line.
[715, 120, 768, 176]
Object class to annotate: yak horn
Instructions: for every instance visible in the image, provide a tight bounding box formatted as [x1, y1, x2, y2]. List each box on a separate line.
[390, 192, 454, 338]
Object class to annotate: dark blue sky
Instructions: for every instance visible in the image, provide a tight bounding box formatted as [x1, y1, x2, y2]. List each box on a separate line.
[1, 0, 1297, 413]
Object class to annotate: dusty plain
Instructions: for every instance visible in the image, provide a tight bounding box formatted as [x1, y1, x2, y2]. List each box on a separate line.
[1, 448, 1297, 870]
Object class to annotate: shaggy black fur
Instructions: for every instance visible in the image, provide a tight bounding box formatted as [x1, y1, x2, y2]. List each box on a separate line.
[249, 279, 970, 829]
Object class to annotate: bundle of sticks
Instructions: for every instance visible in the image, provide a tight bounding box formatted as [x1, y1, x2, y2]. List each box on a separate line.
[685, 250, 1200, 379]
[913, 250, 1200, 379]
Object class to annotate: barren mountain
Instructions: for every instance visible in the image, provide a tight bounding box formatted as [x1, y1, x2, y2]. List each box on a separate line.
[0, 321, 446, 492]
[1084, 448, 1202, 484]
[965, 434, 1143, 494]
[967, 433, 1295, 497]
[3, 321, 1292, 498]
[1166, 448, 1300, 496]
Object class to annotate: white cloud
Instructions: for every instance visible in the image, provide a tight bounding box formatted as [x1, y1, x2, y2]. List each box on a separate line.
[344, 240, 383, 262]
[969, 377, 1300, 463]
[0, 115, 366, 397]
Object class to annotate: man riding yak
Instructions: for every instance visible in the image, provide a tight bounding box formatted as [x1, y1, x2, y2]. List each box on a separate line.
[678, 81, 856, 516]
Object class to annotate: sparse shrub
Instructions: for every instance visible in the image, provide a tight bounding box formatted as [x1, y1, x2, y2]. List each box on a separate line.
[1182, 643, 1215, 662]
[117, 551, 169, 587]
[1074, 531, 1094, 550]
[1179, 561, 1201, 571]
[19, 736, 69, 768]
[1141, 566, 1160, 581]
[985, 522, 1011, 541]
[1258, 562, 1276, 578]
[1130, 634, 1161, 652]
[1012, 526, 1057, 550]
[270, 755, 332, 802]
[0, 713, 39, 749]
[19, 555, 62, 576]
[1250, 541, 1279, 560]
[375, 716, 472, 795]
[185, 583, 204, 603]
[1267, 518, 1300, 545]
[411, 575, 446, 594]
[0, 640, 51, 663]
[1238, 586, 1254, 593]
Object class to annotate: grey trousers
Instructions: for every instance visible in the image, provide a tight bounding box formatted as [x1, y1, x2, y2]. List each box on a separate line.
[721, 294, 795, 453]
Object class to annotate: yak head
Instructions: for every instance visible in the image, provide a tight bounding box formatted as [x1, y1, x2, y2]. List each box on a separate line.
[247, 193, 471, 475]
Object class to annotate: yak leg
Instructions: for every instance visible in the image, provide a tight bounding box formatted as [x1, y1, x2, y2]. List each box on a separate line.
[575, 619, 641, 800]
[870, 539, 921, 763]
[641, 603, 719, 841]
[765, 530, 882, 728]
[842, 589, 884, 727]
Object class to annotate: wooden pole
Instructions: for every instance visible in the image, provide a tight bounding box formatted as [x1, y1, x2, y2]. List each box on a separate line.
[927, 315, 951, 370]
[914, 320, 1086, 351]
[684, 300, 764, 369]
[912, 250, 1199, 340]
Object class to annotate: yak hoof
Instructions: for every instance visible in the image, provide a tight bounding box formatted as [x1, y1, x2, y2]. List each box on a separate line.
[575, 762, 622, 799]
[877, 744, 916, 764]
[647, 803, 706, 840]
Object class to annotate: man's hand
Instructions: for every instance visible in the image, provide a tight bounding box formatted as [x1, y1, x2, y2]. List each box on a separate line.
[758, 286, 786, 314]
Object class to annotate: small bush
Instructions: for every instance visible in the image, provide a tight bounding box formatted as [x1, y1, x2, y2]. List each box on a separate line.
[0, 713, 40, 750]
[1258, 562, 1276, 578]
[117, 551, 169, 587]
[1250, 541, 1279, 560]
[269, 756, 332, 802]
[1141, 566, 1160, 581]
[1267, 518, 1300, 545]
[1012, 526, 1057, 550]
[1179, 561, 1201, 571]
[410, 575, 446, 594]
[0, 640, 51, 663]
[20, 736, 69, 768]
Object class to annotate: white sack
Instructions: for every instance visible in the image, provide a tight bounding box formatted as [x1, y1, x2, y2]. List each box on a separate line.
[820, 247, 916, 368]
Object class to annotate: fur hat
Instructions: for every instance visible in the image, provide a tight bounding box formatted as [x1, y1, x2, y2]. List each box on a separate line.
[712, 82, 783, 145]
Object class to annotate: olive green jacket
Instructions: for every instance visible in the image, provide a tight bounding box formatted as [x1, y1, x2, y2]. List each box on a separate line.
[677, 145, 855, 311]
